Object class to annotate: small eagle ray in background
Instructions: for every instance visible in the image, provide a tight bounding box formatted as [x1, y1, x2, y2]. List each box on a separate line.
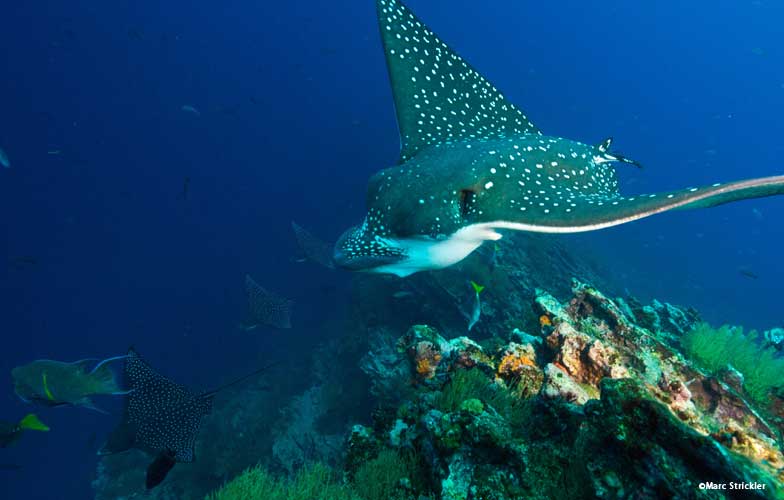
[291, 221, 336, 269]
[242, 274, 294, 330]
[332, 0, 784, 277]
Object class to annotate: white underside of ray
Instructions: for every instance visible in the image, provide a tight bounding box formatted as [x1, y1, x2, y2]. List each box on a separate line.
[369, 225, 502, 277]
[369, 175, 784, 277]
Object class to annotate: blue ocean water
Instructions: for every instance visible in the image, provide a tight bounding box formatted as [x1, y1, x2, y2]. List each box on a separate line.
[1, 1, 782, 498]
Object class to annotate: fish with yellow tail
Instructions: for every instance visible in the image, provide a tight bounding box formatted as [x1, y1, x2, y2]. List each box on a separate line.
[0, 414, 49, 448]
[459, 280, 486, 332]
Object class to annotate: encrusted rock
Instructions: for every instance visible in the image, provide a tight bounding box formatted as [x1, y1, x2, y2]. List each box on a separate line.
[542, 363, 592, 405]
[578, 379, 775, 498]
[344, 425, 379, 480]
[545, 322, 628, 387]
[637, 298, 700, 340]
[441, 454, 473, 500]
[397, 325, 448, 381]
[496, 342, 543, 398]
[509, 328, 542, 345]
[718, 365, 745, 394]
[360, 329, 411, 402]
[449, 336, 492, 370]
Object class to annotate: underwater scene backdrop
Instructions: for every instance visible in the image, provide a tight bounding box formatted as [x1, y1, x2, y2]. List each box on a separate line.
[1, 0, 783, 499]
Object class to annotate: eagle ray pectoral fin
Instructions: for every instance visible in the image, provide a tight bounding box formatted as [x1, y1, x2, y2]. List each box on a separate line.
[376, 0, 539, 163]
[483, 175, 784, 233]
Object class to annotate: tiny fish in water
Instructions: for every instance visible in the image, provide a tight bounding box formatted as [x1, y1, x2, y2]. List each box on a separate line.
[12, 356, 129, 412]
[460, 281, 485, 332]
[738, 268, 759, 280]
[181, 105, 201, 116]
[487, 242, 503, 271]
[9, 256, 38, 270]
[392, 291, 413, 299]
[0, 147, 10, 168]
[127, 28, 144, 40]
[0, 414, 49, 448]
[181, 176, 191, 200]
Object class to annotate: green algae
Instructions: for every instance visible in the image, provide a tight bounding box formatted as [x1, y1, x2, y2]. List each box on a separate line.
[205, 463, 359, 500]
[682, 322, 784, 402]
[352, 449, 423, 500]
[460, 398, 484, 416]
[435, 369, 523, 421]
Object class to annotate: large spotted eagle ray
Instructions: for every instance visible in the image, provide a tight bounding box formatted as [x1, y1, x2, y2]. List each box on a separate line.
[333, 0, 784, 277]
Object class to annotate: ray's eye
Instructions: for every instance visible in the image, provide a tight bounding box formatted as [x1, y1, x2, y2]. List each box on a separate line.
[459, 188, 477, 218]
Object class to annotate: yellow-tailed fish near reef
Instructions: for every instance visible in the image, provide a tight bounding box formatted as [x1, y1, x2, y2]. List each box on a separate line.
[464, 280, 485, 332]
[0, 414, 49, 448]
[12, 356, 130, 413]
[332, 0, 784, 277]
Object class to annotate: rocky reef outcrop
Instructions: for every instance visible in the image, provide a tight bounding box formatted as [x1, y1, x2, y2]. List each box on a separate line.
[347, 281, 784, 499]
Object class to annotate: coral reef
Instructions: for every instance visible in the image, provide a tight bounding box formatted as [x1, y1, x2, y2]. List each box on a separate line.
[346, 280, 784, 498]
[94, 234, 784, 499]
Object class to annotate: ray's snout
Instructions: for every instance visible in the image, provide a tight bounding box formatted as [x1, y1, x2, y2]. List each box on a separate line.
[333, 225, 368, 271]
[333, 223, 407, 272]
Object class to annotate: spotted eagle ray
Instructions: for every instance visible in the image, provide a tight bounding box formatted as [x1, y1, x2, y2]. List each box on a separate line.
[242, 274, 294, 330]
[99, 349, 276, 489]
[291, 221, 336, 269]
[333, 0, 784, 277]
[99, 349, 212, 488]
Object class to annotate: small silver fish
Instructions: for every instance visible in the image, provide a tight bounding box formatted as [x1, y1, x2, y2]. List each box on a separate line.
[467, 293, 481, 332]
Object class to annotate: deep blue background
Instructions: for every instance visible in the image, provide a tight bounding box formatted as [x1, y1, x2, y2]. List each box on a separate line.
[1, 1, 782, 498]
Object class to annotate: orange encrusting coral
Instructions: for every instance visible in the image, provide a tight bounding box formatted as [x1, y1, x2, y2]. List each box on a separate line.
[497, 348, 537, 379]
[416, 353, 442, 378]
[413, 341, 442, 380]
